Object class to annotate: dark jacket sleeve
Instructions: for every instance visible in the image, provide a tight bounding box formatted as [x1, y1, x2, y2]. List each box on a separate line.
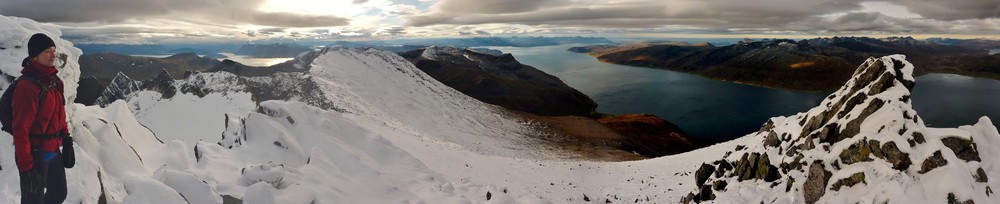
[11, 80, 40, 172]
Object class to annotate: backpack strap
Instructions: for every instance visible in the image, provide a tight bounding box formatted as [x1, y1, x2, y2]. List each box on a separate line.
[16, 74, 56, 139]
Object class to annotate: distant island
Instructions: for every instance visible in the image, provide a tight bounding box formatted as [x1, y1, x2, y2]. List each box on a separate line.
[234, 43, 313, 58]
[570, 37, 1000, 91]
[76, 44, 228, 58]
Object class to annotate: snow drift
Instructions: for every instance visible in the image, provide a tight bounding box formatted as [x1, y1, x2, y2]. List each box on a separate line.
[0, 14, 997, 204]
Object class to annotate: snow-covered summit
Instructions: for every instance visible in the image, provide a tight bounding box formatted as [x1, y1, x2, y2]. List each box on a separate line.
[686, 55, 999, 203]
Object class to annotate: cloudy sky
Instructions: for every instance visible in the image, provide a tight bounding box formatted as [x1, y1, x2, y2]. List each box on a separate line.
[1, 0, 998, 44]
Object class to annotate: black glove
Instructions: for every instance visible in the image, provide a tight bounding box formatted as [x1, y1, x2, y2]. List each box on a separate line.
[20, 170, 44, 194]
[22, 149, 48, 194]
[62, 135, 75, 168]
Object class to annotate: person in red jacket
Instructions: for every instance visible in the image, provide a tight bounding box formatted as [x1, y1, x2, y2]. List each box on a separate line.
[13, 33, 70, 204]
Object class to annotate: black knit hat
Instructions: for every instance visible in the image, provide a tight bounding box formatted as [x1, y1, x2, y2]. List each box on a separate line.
[27, 33, 55, 58]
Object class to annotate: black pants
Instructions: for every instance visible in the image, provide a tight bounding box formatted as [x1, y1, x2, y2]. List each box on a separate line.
[19, 152, 67, 204]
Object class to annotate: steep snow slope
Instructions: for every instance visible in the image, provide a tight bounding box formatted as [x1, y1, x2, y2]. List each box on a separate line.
[306, 47, 556, 159]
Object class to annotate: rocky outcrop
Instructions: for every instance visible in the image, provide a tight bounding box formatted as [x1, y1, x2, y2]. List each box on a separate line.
[400, 46, 597, 116]
[597, 114, 697, 157]
[95, 72, 143, 105]
[75, 76, 103, 105]
[682, 55, 997, 203]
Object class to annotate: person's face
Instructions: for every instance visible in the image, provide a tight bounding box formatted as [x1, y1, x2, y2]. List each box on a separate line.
[33, 46, 56, 67]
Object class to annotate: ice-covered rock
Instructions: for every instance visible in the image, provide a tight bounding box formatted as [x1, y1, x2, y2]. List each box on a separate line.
[686, 55, 999, 204]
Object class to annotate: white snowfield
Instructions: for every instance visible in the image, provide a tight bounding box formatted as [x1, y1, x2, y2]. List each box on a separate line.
[0, 15, 997, 204]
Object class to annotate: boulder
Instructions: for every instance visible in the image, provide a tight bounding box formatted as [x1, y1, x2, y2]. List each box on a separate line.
[695, 163, 715, 187]
[830, 172, 866, 191]
[804, 161, 832, 204]
[941, 137, 981, 162]
[919, 151, 948, 174]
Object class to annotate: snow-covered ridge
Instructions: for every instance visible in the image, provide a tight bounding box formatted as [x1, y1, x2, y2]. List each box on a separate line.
[686, 55, 1000, 203]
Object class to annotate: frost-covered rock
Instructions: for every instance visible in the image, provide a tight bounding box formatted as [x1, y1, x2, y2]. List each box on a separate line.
[686, 55, 1000, 204]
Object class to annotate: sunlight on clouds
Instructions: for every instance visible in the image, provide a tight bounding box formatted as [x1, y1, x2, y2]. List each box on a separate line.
[259, 0, 367, 17]
[859, 1, 922, 19]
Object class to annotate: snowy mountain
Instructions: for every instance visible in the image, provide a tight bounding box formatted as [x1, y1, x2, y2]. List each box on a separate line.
[684, 55, 999, 203]
[399, 46, 598, 116]
[0, 14, 998, 204]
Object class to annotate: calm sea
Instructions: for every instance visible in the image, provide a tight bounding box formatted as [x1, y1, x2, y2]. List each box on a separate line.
[487, 44, 1000, 143]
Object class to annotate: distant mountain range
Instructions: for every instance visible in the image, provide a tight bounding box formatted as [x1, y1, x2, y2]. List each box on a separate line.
[926, 38, 1000, 51]
[344, 36, 613, 48]
[571, 37, 1000, 91]
[76, 52, 307, 105]
[76, 44, 229, 58]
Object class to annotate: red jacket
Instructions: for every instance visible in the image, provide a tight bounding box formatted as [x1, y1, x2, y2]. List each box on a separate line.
[12, 62, 67, 172]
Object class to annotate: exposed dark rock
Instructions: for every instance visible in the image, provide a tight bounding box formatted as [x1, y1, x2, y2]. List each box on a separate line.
[838, 99, 886, 143]
[804, 161, 832, 204]
[695, 163, 715, 187]
[731, 153, 779, 182]
[597, 114, 696, 157]
[830, 172, 866, 191]
[786, 177, 796, 192]
[714, 160, 734, 178]
[974, 168, 989, 183]
[712, 180, 728, 191]
[222, 195, 243, 204]
[941, 137, 981, 162]
[757, 153, 780, 182]
[913, 132, 926, 143]
[947, 193, 975, 204]
[764, 131, 780, 147]
[840, 140, 876, 165]
[682, 193, 695, 204]
[696, 184, 715, 202]
[759, 119, 776, 133]
[143, 69, 177, 99]
[879, 141, 912, 170]
[919, 151, 948, 174]
[75, 75, 103, 105]
[785, 145, 800, 157]
[95, 72, 143, 106]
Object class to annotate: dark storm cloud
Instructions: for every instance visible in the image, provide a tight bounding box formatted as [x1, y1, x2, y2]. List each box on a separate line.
[0, 0, 349, 27]
[892, 0, 1000, 21]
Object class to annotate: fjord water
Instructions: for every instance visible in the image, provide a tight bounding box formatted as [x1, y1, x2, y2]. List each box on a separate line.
[489, 44, 1000, 142]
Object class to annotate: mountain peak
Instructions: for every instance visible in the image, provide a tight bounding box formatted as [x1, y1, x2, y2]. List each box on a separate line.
[799, 55, 915, 144]
[684, 55, 996, 204]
